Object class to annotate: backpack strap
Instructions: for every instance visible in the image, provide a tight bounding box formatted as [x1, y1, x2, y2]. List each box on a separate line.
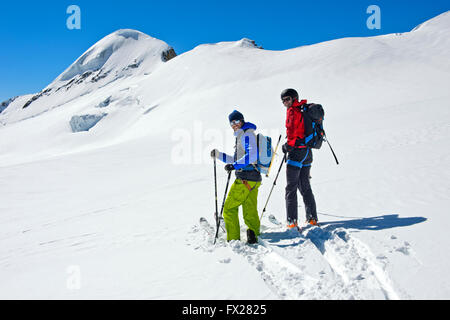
[294, 103, 313, 148]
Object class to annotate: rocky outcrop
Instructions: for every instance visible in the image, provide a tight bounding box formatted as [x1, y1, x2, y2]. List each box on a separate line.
[1, 96, 18, 114]
[96, 96, 112, 108]
[162, 48, 177, 62]
[22, 89, 52, 109]
[236, 38, 263, 49]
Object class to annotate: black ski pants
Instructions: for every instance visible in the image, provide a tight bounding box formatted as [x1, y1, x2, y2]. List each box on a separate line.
[285, 148, 317, 223]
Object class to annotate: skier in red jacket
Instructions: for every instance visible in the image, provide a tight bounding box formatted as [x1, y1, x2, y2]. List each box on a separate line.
[281, 88, 318, 229]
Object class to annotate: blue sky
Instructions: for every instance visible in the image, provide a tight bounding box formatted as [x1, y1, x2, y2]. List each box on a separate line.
[0, 0, 448, 102]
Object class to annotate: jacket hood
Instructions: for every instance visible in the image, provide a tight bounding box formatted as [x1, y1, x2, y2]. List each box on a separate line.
[242, 122, 257, 131]
[235, 122, 257, 136]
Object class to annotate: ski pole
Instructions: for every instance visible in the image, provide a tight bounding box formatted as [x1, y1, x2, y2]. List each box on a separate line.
[260, 153, 287, 221]
[214, 170, 232, 244]
[324, 134, 339, 165]
[213, 157, 219, 231]
[266, 134, 282, 178]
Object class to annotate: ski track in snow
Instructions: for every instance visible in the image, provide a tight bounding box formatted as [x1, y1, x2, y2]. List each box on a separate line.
[187, 219, 401, 300]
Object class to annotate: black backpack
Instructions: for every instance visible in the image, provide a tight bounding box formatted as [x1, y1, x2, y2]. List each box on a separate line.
[301, 103, 325, 149]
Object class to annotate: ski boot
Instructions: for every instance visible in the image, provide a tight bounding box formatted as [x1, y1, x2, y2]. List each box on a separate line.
[287, 219, 298, 230]
[247, 229, 257, 244]
[307, 218, 319, 226]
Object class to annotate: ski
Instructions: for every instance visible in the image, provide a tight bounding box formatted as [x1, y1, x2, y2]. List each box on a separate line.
[267, 214, 303, 233]
[298, 221, 321, 233]
[268, 214, 282, 226]
[268, 214, 322, 233]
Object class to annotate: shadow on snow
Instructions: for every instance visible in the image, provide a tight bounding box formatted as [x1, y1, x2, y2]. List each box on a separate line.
[318, 214, 427, 232]
[260, 214, 427, 248]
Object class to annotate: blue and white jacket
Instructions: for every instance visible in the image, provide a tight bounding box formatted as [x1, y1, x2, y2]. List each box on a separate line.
[217, 122, 262, 182]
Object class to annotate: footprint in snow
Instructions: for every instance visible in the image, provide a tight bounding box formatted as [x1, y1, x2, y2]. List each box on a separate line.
[395, 242, 412, 255]
[219, 258, 231, 264]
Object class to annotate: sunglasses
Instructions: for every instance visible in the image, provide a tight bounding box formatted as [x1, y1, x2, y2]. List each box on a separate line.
[282, 97, 292, 103]
[230, 119, 242, 126]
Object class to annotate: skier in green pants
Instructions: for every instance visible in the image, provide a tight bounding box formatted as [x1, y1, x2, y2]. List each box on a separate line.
[211, 110, 262, 244]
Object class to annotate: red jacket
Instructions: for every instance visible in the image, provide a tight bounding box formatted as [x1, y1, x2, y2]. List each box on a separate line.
[286, 99, 308, 148]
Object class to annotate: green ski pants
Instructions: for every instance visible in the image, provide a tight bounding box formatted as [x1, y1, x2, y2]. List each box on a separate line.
[223, 179, 261, 241]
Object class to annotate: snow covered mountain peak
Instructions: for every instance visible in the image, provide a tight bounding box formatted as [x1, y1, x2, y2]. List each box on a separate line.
[3, 29, 177, 119]
[55, 28, 176, 83]
[192, 38, 263, 52]
[234, 38, 263, 49]
[112, 29, 145, 40]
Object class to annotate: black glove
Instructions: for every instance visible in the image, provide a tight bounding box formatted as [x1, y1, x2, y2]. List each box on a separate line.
[210, 149, 219, 159]
[224, 164, 235, 172]
[282, 143, 290, 154]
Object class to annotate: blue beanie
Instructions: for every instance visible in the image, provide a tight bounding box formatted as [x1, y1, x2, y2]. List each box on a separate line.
[228, 110, 244, 122]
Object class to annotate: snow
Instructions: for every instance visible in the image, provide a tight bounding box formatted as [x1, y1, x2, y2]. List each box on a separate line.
[0, 11, 449, 299]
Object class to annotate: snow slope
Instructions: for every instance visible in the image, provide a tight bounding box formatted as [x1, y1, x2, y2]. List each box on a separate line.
[0, 11, 449, 299]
